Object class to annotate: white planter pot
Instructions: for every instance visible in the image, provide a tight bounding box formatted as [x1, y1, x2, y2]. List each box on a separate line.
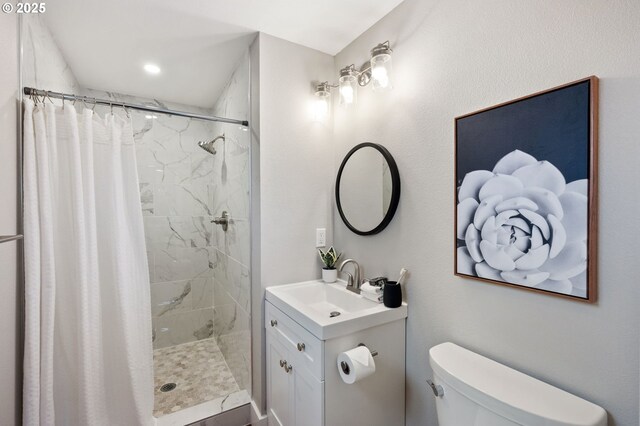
[322, 268, 337, 283]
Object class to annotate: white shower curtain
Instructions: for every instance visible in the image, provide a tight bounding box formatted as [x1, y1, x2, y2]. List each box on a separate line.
[23, 99, 155, 426]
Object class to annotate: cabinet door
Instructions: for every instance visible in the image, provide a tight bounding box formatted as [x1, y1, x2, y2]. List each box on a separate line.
[267, 333, 293, 426]
[293, 365, 324, 426]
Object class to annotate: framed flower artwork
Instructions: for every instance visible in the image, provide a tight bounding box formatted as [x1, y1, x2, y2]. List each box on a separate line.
[454, 77, 598, 302]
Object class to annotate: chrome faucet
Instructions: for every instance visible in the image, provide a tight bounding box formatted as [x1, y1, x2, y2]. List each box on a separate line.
[338, 259, 363, 294]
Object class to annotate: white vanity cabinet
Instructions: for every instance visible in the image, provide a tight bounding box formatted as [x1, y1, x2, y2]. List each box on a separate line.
[266, 302, 324, 426]
[265, 289, 407, 426]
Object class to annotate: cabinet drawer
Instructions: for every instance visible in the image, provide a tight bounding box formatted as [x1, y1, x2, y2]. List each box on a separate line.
[266, 301, 324, 380]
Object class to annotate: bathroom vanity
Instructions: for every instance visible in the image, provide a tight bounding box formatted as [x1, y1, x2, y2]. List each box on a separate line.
[265, 280, 407, 426]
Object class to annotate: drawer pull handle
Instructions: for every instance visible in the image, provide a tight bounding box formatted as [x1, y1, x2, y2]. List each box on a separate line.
[279, 359, 293, 373]
[297, 342, 305, 352]
[270, 319, 278, 327]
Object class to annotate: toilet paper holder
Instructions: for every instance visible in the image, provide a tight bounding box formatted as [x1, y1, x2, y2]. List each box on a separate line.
[357, 343, 379, 357]
[340, 343, 378, 375]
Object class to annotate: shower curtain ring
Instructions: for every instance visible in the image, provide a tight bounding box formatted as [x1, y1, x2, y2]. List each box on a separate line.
[110, 102, 114, 116]
[91, 98, 97, 112]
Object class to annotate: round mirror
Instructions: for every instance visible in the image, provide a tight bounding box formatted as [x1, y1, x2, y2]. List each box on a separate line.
[335, 143, 401, 235]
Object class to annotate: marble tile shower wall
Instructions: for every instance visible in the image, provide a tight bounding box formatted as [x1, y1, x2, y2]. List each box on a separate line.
[137, 110, 218, 350]
[132, 96, 219, 349]
[209, 52, 252, 392]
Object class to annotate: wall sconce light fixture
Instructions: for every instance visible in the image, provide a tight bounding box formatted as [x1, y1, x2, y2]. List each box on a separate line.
[339, 64, 358, 106]
[313, 81, 331, 120]
[368, 41, 393, 91]
[313, 40, 393, 110]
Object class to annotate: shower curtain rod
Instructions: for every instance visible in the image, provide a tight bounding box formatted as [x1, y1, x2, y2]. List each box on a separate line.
[23, 87, 249, 127]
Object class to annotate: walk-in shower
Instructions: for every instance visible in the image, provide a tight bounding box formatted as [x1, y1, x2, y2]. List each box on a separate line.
[21, 12, 253, 424]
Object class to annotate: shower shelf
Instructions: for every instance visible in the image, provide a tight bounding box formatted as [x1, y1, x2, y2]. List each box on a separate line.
[0, 234, 23, 244]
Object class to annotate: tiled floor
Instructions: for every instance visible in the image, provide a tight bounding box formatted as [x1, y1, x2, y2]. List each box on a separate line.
[153, 338, 240, 416]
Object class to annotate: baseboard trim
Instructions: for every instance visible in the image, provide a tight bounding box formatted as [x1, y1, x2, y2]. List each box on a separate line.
[184, 403, 251, 426]
[250, 400, 267, 426]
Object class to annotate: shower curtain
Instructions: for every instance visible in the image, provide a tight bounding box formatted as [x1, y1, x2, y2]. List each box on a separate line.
[22, 99, 155, 426]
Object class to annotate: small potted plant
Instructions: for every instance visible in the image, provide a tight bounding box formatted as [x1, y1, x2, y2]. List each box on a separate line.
[318, 246, 341, 283]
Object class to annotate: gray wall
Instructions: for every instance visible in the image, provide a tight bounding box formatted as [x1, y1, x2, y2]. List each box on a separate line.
[253, 33, 335, 412]
[332, 0, 640, 425]
[0, 12, 21, 426]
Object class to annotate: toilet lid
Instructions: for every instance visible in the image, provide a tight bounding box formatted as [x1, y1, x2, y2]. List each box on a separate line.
[429, 342, 607, 426]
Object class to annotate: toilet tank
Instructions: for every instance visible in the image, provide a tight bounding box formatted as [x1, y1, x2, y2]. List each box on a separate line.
[428, 343, 607, 426]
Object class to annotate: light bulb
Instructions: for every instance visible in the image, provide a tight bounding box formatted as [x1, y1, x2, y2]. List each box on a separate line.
[339, 84, 354, 105]
[313, 83, 331, 121]
[372, 65, 389, 89]
[313, 97, 329, 121]
[338, 66, 357, 107]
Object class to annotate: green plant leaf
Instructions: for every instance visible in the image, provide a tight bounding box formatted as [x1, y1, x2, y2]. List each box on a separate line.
[317, 246, 342, 268]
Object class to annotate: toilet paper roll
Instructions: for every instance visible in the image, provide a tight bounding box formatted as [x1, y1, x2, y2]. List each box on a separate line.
[337, 346, 376, 384]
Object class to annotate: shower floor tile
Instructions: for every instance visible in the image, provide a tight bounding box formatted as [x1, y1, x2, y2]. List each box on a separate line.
[153, 338, 240, 416]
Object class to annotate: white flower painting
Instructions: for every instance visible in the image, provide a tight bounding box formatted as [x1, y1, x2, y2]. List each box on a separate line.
[455, 78, 597, 301]
[456, 149, 588, 298]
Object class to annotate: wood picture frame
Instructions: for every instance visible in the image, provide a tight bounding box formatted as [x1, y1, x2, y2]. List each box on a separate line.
[454, 76, 598, 302]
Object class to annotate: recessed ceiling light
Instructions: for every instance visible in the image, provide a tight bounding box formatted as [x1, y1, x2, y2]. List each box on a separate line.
[144, 63, 161, 75]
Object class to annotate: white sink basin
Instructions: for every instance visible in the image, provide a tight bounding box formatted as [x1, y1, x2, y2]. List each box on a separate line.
[265, 280, 407, 340]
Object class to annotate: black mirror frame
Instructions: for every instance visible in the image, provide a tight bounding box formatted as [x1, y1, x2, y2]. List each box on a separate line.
[335, 142, 401, 236]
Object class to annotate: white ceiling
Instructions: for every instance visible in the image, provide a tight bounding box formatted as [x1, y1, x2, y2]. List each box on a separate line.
[44, 0, 404, 108]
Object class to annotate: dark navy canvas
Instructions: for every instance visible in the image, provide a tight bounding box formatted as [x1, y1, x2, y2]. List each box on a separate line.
[456, 80, 590, 187]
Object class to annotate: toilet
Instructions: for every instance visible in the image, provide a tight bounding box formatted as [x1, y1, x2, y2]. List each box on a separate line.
[428, 343, 607, 426]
